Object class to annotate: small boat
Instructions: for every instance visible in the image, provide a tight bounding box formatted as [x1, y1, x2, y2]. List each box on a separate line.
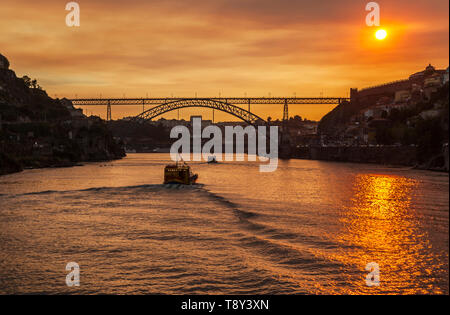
[207, 156, 218, 164]
[164, 159, 198, 185]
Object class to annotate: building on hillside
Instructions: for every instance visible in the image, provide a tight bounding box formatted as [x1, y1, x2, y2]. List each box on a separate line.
[423, 72, 443, 100]
[376, 96, 393, 106]
[302, 122, 318, 134]
[424, 72, 443, 88]
[394, 90, 411, 103]
[157, 118, 187, 128]
[189, 115, 213, 127]
[420, 109, 441, 119]
[351, 64, 448, 104]
[409, 64, 437, 82]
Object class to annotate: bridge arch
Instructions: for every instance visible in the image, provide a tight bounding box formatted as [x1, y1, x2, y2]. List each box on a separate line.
[134, 99, 266, 125]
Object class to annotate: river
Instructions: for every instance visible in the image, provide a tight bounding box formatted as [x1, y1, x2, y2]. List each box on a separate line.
[0, 153, 448, 294]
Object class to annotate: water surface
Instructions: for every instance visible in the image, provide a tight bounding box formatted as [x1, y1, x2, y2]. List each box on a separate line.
[0, 154, 448, 294]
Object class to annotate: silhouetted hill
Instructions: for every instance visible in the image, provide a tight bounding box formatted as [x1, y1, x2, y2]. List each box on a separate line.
[0, 60, 71, 122]
[0, 53, 125, 175]
[317, 100, 364, 136]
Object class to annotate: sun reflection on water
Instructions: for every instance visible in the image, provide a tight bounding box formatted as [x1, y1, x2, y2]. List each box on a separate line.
[326, 174, 446, 294]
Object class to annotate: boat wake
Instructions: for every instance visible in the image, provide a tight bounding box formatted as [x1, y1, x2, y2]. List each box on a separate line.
[1, 183, 205, 198]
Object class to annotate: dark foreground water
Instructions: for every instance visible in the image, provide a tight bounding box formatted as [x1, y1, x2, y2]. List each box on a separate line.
[0, 154, 448, 294]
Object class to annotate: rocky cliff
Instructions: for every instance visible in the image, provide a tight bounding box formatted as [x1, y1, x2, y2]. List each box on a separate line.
[0, 53, 126, 175]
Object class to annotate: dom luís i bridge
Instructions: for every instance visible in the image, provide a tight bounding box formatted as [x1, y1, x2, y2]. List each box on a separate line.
[69, 97, 349, 125]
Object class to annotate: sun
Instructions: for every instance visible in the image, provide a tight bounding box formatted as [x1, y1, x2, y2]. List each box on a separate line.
[375, 29, 388, 40]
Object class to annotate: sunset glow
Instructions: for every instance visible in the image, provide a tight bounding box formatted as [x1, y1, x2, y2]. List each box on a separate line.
[0, 0, 448, 121]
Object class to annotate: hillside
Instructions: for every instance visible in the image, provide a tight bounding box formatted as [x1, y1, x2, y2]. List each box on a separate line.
[317, 99, 365, 136]
[0, 53, 125, 175]
[317, 82, 449, 170]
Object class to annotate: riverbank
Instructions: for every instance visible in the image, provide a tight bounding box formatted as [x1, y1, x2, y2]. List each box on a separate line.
[0, 150, 126, 176]
[293, 145, 449, 172]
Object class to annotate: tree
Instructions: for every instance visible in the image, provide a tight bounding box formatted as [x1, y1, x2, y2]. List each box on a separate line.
[21, 76, 41, 89]
[22, 76, 31, 88]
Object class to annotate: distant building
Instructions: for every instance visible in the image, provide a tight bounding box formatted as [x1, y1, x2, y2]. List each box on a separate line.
[409, 64, 437, 82]
[349, 88, 358, 101]
[352, 64, 447, 104]
[424, 72, 442, 88]
[409, 64, 447, 87]
[394, 90, 411, 103]
[423, 72, 443, 100]
[157, 118, 187, 128]
[302, 122, 318, 134]
[376, 96, 393, 106]
[420, 109, 441, 119]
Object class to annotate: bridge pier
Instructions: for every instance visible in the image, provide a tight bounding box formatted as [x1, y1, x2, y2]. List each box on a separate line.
[283, 98, 289, 121]
[278, 99, 292, 159]
[106, 101, 112, 121]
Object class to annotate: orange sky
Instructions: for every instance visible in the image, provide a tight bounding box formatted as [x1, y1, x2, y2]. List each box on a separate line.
[1, 0, 448, 121]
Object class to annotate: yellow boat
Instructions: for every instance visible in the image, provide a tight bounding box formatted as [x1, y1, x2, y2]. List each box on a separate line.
[164, 160, 198, 185]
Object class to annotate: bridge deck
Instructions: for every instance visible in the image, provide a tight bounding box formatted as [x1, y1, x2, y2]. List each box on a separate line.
[70, 97, 348, 106]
